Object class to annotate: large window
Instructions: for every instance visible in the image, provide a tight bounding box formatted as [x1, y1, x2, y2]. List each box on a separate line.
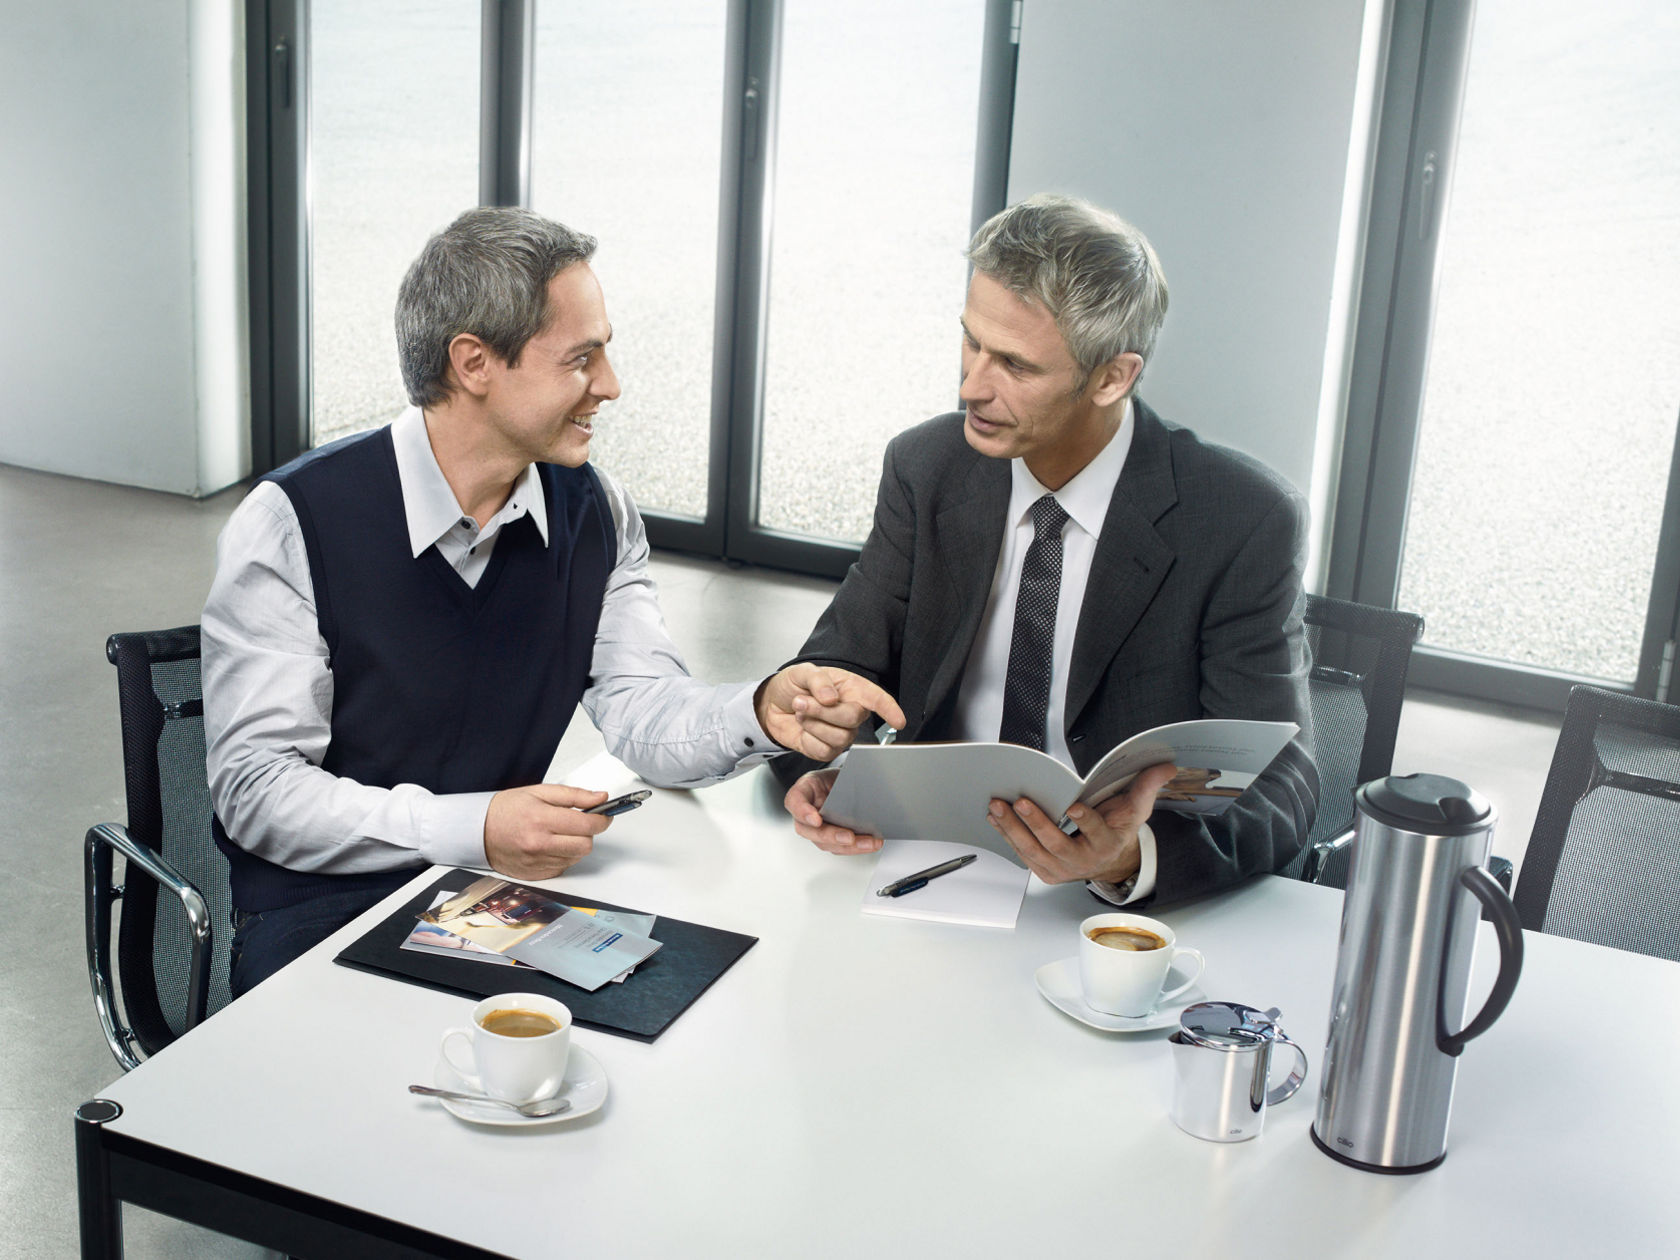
[1333, 0, 1680, 708]
[1396, 0, 1680, 683]
[530, 1, 729, 524]
[309, 0, 480, 446]
[756, 0, 985, 546]
[249, 0, 1014, 576]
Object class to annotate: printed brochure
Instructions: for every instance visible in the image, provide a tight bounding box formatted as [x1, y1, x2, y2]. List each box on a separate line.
[416, 877, 662, 992]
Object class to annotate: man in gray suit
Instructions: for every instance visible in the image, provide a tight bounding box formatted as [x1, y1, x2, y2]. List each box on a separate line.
[782, 194, 1316, 908]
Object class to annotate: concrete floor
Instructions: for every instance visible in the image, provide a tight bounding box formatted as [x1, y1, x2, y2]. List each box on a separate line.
[0, 460, 1561, 1257]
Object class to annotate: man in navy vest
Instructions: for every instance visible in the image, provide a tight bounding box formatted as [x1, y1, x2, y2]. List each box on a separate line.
[203, 207, 903, 995]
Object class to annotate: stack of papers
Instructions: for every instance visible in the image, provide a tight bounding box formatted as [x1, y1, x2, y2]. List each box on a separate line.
[405, 876, 661, 991]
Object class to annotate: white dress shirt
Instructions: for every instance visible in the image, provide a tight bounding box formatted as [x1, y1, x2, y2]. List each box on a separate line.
[202, 407, 773, 878]
[951, 400, 1156, 905]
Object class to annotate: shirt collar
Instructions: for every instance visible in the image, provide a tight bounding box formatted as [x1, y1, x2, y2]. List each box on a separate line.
[1007, 396, 1135, 538]
[390, 406, 549, 557]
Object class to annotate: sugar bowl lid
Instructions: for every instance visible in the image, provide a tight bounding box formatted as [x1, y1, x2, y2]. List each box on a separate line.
[1178, 1001, 1282, 1049]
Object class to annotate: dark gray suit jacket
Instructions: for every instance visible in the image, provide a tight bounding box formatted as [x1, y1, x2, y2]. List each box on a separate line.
[790, 400, 1317, 906]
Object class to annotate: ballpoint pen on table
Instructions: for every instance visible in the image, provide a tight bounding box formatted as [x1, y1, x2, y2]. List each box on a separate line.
[876, 852, 979, 897]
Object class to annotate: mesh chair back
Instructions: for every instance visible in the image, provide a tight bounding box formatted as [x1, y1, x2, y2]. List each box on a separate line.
[108, 627, 233, 1053]
[1286, 596, 1424, 886]
[1513, 685, 1680, 962]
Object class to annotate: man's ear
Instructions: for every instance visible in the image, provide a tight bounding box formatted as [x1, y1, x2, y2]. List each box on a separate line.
[446, 333, 495, 398]
[1089, 352, 1144, 406]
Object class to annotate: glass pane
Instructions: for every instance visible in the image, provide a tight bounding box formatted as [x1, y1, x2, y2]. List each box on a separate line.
[757, 0, 986, 544]
[530, 2, 728, 522]
[310, 1, 480, 446]
[1397, 0, 1680, 682]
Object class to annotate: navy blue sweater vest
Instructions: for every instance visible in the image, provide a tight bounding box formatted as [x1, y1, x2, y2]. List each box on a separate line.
[214, 427, 615, 912]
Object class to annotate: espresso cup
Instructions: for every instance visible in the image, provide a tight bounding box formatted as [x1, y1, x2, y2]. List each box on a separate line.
[1077, 913, 1205, 1017]
[440, 992, 572, 1103]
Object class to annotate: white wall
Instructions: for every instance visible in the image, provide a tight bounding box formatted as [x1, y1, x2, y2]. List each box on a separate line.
[1007, 0, 1383, 586]
[0, 0, 247, 496]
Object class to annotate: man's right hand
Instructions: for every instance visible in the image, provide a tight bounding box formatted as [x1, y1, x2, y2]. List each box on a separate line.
[483, 784, 612, 880]
[784, 768, 883, 855]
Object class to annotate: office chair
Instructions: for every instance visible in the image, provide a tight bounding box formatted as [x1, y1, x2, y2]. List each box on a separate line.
[84, 625, 232, 1070]
[1512, 685, 1680, 962]
[1280, 596, 1425, 887]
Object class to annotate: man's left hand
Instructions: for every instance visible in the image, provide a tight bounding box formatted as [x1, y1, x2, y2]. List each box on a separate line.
[987, 762, 1179, 885]
[756, 664, 907, 762]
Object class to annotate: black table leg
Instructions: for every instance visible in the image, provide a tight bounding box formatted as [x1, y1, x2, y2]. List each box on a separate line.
[75, 1099, 125, 1259]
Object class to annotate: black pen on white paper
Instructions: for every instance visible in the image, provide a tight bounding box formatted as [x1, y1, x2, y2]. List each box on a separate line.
[877, 852, 979, 897]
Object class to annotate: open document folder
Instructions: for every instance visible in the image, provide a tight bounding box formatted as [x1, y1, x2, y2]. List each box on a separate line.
[820, 718, 1298, 860]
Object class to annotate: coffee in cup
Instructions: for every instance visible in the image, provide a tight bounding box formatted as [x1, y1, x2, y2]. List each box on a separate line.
[480, 1007, 564, 1038]
[1087, 924, 1167, 952]
[441, 992, 572, 1102]
[1077, 913, 1205, 1017]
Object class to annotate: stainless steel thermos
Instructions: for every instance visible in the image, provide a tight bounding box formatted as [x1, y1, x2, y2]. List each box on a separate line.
[1312, 773, 1524, 1173]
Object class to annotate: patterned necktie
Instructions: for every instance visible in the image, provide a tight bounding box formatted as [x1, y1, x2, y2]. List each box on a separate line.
[999, 494, 1070, 750]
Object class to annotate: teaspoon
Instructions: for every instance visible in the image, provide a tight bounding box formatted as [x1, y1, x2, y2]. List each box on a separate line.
[409, 1084, 572, 1117]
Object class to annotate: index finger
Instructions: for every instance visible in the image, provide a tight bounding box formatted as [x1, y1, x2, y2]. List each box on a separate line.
[831, 673, 907, 731]
[529, 783, 611, 810]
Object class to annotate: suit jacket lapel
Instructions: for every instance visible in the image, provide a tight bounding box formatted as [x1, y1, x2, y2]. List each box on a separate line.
[919, 453, 1010, 730]
[1067, 402, 1178, 726]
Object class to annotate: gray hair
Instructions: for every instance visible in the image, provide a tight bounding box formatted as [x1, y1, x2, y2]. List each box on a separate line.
[396, 206, 598, 408]
[966, 193, 1169, 391]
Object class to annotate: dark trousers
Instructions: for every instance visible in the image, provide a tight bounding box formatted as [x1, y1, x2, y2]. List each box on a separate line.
[229, 875, 412, 997]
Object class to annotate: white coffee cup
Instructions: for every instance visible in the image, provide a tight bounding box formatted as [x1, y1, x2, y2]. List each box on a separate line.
[440, 992, 572, 1103]
[1077, 913, 1205, 1017]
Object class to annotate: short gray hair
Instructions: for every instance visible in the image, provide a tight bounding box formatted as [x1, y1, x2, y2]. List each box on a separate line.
[966, 193, 1169, 391]
[396, 206, 598, 408]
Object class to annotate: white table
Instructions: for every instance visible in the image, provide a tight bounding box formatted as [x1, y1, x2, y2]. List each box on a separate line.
[80, 761, 1679, 1257]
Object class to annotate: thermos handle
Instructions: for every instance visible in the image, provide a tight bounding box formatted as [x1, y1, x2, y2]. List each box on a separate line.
[1437, 865, 1525, 1057]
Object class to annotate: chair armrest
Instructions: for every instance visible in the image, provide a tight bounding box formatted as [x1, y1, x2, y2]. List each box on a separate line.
[1303, 826, 1356, 885]
[1488, 855, 1513, 892]
[83, 823, 213, 1072]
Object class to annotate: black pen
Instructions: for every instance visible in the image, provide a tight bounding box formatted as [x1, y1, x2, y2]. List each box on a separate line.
[585, 789, 651, 816]
[877, 853, 978, 897]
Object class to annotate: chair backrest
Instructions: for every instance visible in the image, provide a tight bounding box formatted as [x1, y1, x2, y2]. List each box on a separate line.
[1513, 685, 1680, 962]
[106, 626, 233, 1054]
[1288, 595, 1425, 886]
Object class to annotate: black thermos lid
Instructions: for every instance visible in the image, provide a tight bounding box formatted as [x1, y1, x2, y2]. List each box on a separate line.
[1356, 773, 1493, 835]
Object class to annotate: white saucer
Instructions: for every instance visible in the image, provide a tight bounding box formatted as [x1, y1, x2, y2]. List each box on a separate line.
[429, 1044, 608, 1127]
[1035, 955, 1206, 1032]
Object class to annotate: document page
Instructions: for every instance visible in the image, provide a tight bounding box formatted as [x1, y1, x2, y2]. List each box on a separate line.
[862, 840, 1030, 929]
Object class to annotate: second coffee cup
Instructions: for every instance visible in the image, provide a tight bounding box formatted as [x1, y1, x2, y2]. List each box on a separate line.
[1077, 912, 1205, 1017]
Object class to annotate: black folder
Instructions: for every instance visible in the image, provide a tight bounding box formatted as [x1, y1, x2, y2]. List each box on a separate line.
[334, 869, 758, 1042]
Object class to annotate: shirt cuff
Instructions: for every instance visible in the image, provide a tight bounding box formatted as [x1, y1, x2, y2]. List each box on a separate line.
[1088, 822, 1158, 906]
[416, 790, 497, 870]
[729, 680, 782, 769]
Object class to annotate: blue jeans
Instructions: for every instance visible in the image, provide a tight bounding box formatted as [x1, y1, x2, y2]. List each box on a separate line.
[230, 879, 408, 997]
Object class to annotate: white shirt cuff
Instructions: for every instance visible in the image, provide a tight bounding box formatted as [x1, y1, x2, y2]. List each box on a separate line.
[731, 680, 780, 768]
[1088, 822, 1157, 905]
[417, 791, 497, 870]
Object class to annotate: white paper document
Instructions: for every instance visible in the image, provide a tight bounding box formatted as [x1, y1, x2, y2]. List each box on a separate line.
[821, 718, 1297, 858]
[862, 840, 1030, 930]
